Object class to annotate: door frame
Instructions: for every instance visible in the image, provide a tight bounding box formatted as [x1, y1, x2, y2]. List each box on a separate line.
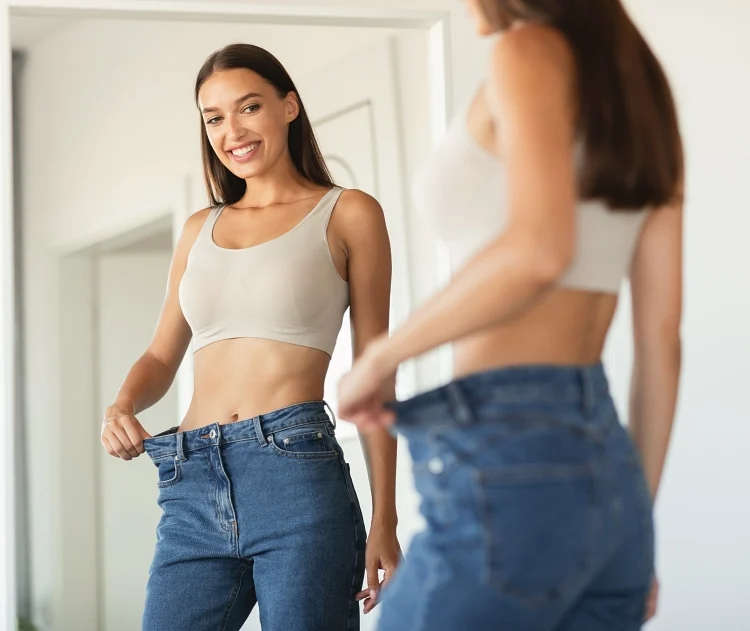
[56, 203, 176, 631]
[0, 3, 453, 628]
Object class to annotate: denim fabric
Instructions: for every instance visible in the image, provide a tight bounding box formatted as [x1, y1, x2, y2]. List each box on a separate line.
[378, 364, 654, 631]
[141, 401, 366, 631]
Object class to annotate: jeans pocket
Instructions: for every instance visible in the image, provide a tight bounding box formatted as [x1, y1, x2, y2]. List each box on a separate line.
[268, 421, 338, 459]
[476, 463, 600, 606]
[154, 456, 181, 488]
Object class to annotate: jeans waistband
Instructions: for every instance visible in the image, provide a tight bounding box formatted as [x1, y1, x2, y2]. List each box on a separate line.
[386, 363, 610, 429]
[143, 400, 334, 461]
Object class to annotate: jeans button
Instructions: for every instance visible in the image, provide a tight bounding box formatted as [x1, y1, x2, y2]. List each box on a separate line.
[427, 457, 444, 475]
[209, 429, 217, 439]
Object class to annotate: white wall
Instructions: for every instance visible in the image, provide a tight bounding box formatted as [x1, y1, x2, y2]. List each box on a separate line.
[604, 2, 750, 628]
[16, 1, 750, 630]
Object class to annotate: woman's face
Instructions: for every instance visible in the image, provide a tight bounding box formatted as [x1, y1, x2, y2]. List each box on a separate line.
[198, 68, 299, 180]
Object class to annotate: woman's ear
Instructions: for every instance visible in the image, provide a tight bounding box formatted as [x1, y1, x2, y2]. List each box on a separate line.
[285, 91, 300, 123]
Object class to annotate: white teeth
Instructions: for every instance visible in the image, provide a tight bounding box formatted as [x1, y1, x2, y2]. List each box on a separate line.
[232, 143, 259, 157]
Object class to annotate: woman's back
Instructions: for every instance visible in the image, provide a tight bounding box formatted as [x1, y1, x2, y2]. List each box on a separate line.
[412, 29, 655, 378]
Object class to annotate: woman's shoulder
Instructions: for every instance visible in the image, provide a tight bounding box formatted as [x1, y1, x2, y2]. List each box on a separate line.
[335, 187, 382, 212]
[183, 206, 214, 234]
[172, 207, 215, 255]
[489, 23, 575, 79]
[329, 188, 387, 241]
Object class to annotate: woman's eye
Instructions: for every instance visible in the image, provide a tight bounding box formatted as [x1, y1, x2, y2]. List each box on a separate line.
[205, 117, 221, 125]
[243, 104, 260, 114]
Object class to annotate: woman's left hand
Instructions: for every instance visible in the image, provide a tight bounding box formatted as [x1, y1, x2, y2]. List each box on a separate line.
[338, 338, 396, 431]
[356, 521, 402, 613]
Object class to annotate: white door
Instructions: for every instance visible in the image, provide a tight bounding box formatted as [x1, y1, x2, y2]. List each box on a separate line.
[96, 249, 177, 631]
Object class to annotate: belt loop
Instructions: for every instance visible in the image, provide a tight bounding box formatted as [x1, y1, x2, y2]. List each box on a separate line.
[580, 368, 596, 417]
[444, 381, 475, 425]
[323, 400, 337, 429]
[176, 431, 186, 462]
[252, 416, 267, 447]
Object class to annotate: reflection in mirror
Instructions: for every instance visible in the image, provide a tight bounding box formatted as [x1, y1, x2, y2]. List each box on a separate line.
[11, 12, 442, 631]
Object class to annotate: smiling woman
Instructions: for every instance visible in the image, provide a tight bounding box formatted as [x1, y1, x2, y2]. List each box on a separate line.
[195, 44, 335, 206]
[97, 42, 401, 631]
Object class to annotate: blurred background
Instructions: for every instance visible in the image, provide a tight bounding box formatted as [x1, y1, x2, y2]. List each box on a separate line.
[3, 0, 749, 630]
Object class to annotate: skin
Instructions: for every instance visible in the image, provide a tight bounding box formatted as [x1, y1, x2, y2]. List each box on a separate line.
[339, 0, 683, 622]
[100, 67, 400, 613]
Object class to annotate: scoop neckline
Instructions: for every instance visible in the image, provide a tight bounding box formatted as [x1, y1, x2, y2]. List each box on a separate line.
[210, 187, 338, 252]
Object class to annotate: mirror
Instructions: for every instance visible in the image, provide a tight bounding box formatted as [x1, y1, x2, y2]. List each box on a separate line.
[9, 8, 449, 631]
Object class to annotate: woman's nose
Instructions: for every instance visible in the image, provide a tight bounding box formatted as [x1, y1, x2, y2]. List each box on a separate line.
[226, 116, 246, 141]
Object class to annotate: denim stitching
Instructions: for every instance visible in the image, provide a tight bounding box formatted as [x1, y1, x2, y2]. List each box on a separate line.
[145, 418, 332, 459]
[338, 459, 365, 631]
[479, 462, 597, 484]
[155, 457, 181, 488]
[266, 433, 339, 460]
[413, 549, 448, 631]
[218, 561, 251, 631]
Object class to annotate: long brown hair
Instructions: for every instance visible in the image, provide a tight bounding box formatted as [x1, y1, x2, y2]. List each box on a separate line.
[478, 0, 684, 210]
[195, 44, 334, 206]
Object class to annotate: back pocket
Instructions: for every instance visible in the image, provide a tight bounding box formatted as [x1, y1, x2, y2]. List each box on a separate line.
[476, 463, 601, 606]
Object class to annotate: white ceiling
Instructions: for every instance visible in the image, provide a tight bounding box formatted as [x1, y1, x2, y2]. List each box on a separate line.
[9, 15, 400, 74]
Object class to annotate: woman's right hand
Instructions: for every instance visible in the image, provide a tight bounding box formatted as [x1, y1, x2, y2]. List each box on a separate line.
[101, 404, 152, 460]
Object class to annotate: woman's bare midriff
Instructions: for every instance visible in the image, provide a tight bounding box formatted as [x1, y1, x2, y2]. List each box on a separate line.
[179, 338, 331, 431]
[452, 289, 619, 379]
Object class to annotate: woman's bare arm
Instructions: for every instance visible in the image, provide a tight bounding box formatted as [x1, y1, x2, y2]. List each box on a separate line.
[101, 209, 208, 459]
[628, 197, 683, 498]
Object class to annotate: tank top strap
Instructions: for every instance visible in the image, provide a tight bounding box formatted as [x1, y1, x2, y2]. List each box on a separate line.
[304, 186, 346, 234]
[193, 203, 227, 248]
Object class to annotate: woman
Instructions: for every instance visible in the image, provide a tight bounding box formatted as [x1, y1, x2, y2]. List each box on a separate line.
[338, 1, 683, 630]
[100, 44, 400, 631]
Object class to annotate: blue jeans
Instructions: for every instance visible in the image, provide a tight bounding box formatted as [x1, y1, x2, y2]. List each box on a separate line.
[378, 364, 654, 631]
[142, 401, 366, 631]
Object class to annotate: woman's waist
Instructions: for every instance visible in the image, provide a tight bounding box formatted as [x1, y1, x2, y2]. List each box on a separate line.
[452, 292, 617, 377]
[148, 400, 334, 458]
[452, 339, 605, 381]
[185, 351, 328, 429]
[389, 361, 615, 433]
[180, 387, 329, 430]
[192, 338, 329, 385]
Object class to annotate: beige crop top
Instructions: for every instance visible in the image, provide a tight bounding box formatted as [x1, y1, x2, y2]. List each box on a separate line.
[412, 97, 649, 292]
[179, 187, 349, 356]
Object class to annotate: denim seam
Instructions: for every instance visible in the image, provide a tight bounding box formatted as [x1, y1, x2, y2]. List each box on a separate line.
[209, 449, 240, 542]
[338, 459, 365, 631]
[413, 551, 447, 631]
[146, 419, 333, 459]
[218, 562, 251, 631]
[155, 457, 181, 488]
[263, 418, 333, 436]
[473, 468, 494, 589]
[267, 438, 339, 460]
[478, 463, 597, 484]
